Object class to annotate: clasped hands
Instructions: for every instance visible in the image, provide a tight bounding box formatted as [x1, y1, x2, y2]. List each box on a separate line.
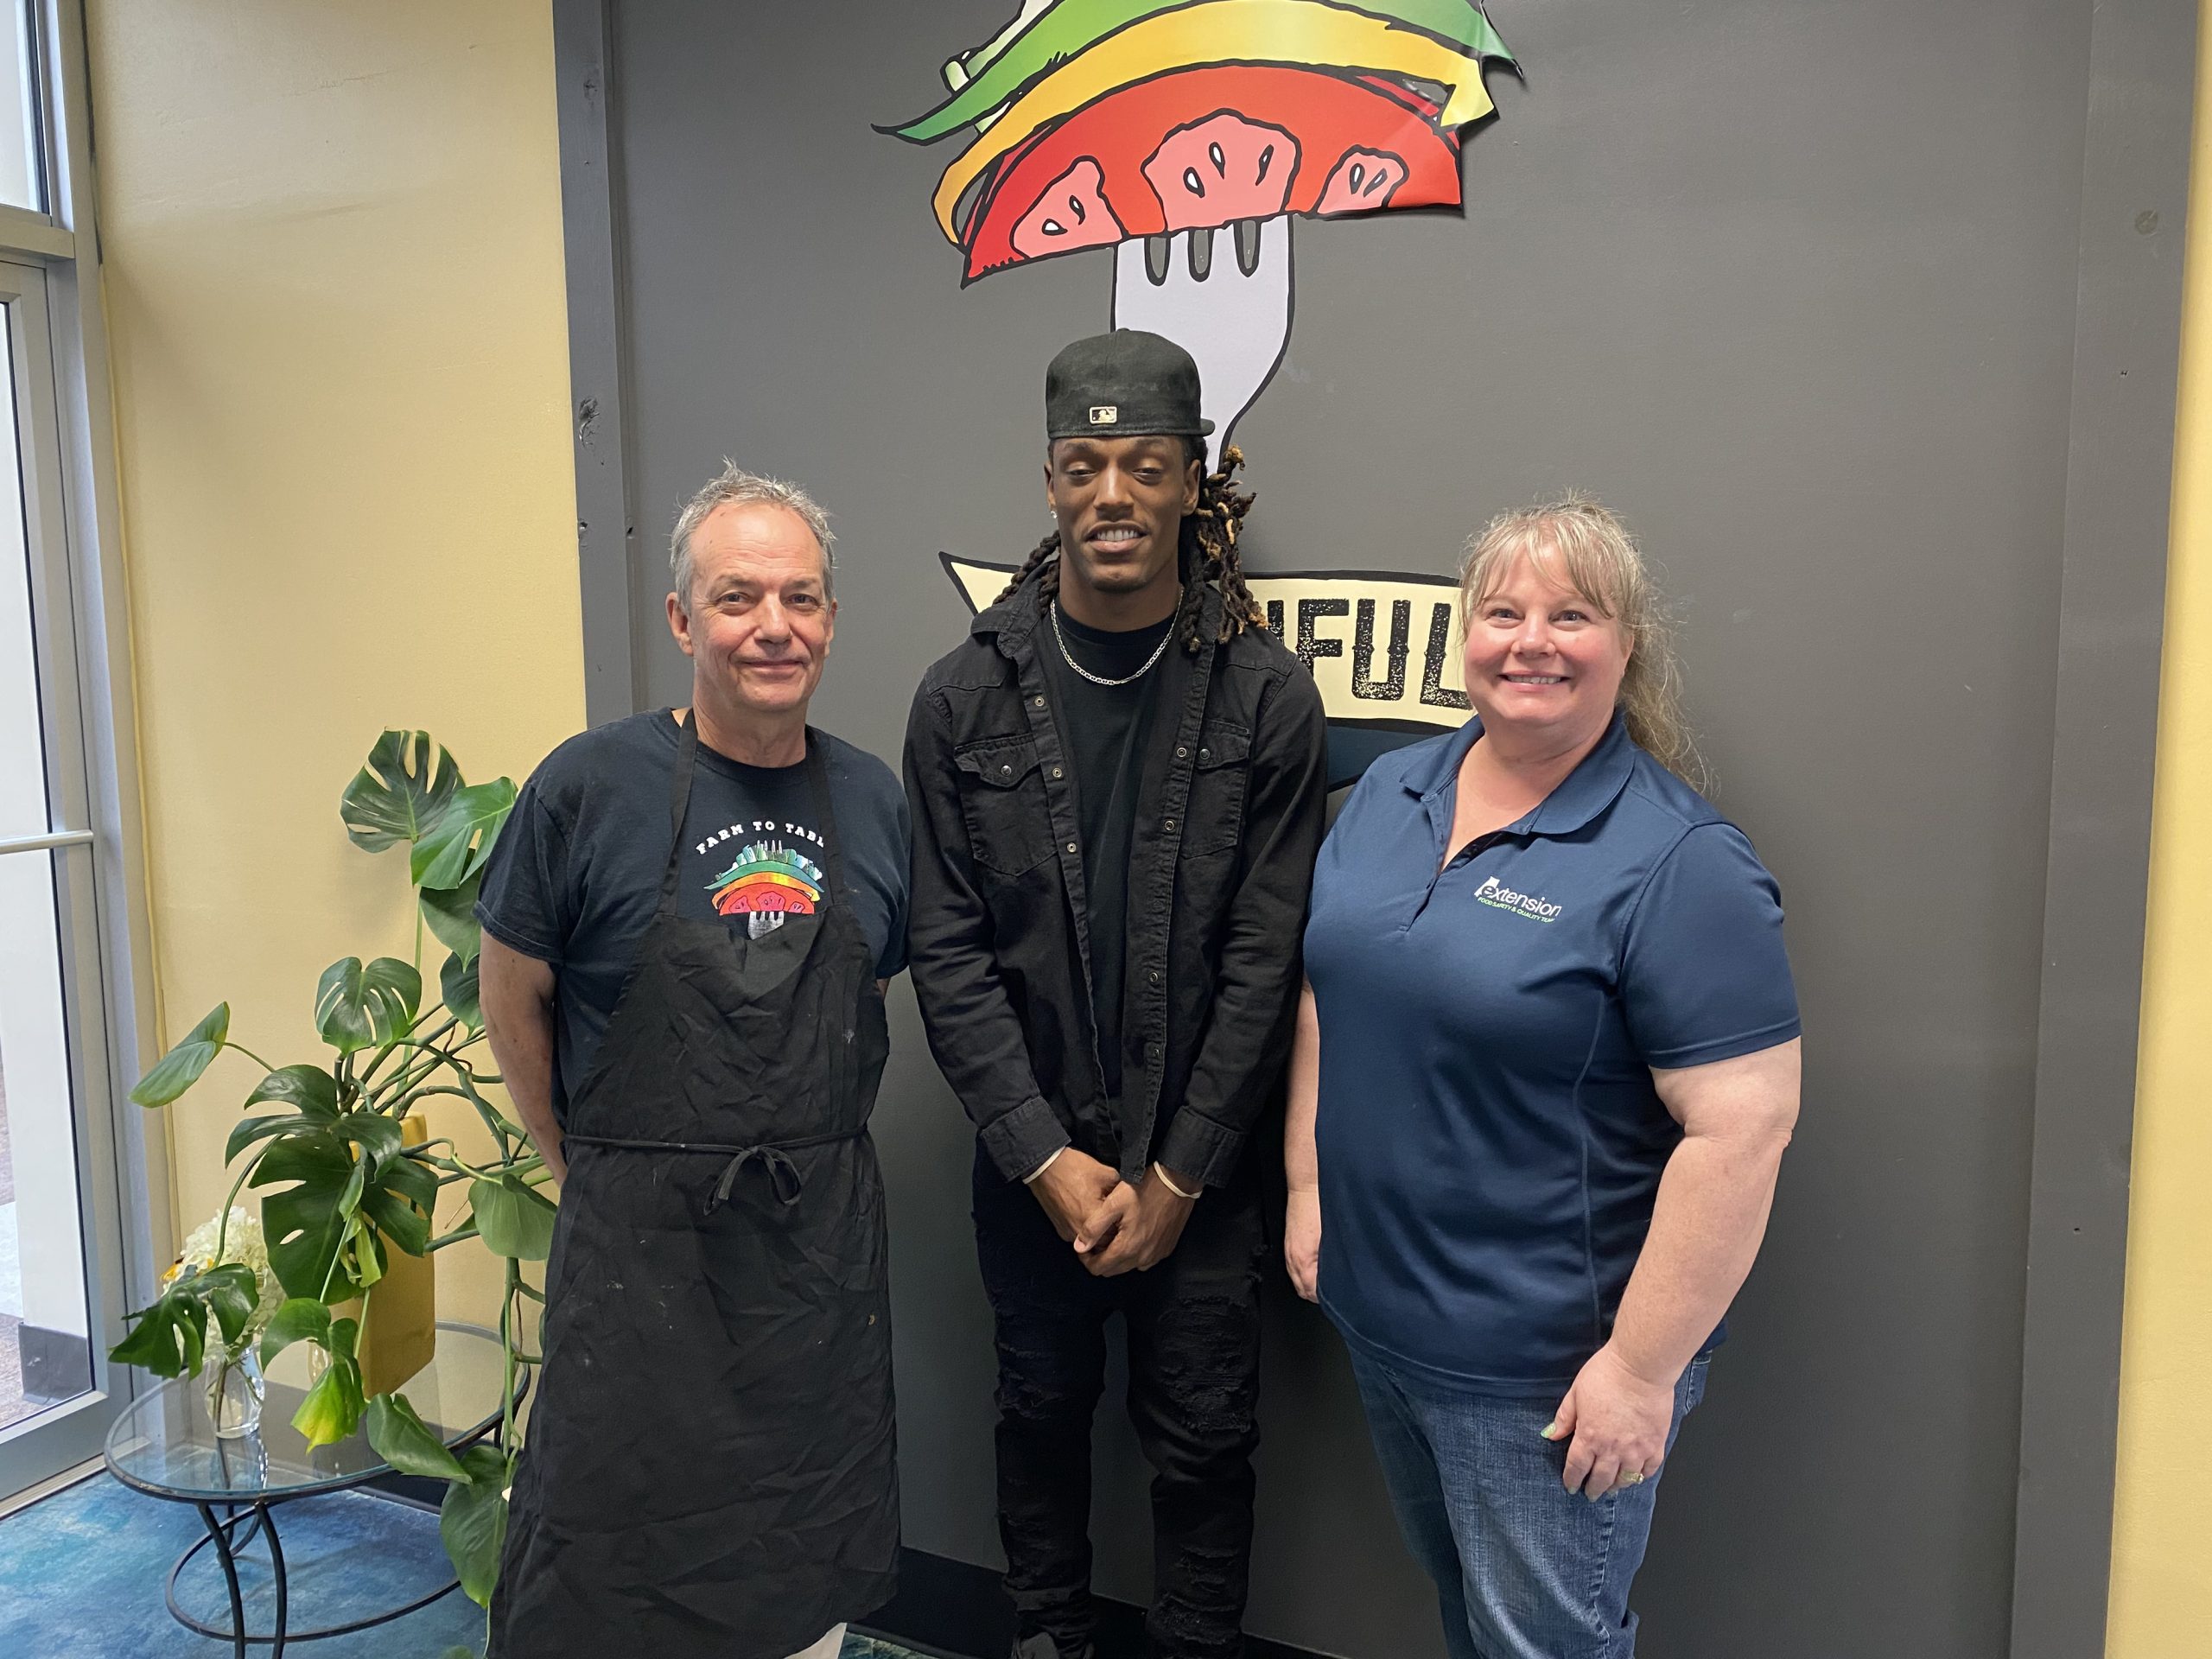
[1030, 1147, 1196, 1276]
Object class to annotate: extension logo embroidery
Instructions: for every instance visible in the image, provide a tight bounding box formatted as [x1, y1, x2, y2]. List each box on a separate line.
[705, 840, 827, 939]
[1473, 875, 1563, 923]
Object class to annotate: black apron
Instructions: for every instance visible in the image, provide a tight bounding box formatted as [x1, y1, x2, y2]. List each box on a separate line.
[490, 716, 898, 1659]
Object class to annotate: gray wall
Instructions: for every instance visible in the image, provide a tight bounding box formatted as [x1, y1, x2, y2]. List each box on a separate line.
[561, 3, 2186, 1654]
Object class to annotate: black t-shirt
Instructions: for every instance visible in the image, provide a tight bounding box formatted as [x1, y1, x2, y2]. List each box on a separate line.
[1037, 604, 1174, 1103]
[476, 710, 910, 1118]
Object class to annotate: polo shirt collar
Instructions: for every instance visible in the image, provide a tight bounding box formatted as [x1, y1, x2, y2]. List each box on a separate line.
[1405, 709, 1637, 838]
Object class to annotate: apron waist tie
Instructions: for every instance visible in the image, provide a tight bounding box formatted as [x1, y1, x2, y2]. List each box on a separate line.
[563, 1128, 862, 1212]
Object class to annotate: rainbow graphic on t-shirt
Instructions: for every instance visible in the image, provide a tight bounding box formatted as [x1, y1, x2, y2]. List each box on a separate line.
[708, 841, 825, 918]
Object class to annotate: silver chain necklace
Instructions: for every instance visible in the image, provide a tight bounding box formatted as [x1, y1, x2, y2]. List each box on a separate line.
[1051, 594, 1178, 688]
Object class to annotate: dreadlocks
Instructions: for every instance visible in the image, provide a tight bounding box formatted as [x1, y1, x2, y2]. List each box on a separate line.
[998, 441, 1268, 653]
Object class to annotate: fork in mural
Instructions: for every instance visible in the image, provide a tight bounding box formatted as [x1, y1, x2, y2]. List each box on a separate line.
[1112, 216, 1294, 470]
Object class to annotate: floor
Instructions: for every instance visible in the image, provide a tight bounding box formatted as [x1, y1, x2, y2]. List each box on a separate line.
[0, 1471, 941, 1657]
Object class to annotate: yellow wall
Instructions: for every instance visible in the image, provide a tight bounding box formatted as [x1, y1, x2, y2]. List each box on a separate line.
[2108, 9, 2212, 1654]
[86, 0, 580, 1329]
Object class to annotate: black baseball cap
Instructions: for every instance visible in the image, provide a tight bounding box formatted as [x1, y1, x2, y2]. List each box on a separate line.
[1045, 329, 1213, 442]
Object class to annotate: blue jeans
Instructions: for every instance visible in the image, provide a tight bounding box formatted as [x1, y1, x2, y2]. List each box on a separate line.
[1348, 1349, 1709, 1659]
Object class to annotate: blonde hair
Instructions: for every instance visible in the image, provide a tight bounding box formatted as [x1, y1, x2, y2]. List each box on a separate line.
[1458, 495, 1703, 786]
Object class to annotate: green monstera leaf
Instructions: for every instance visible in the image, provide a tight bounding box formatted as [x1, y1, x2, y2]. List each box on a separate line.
[292, 1315, 364, 1448]
[365, 1392, 468, 1480]
[441, 1442, 512, 1606]
[359, 1152, 436, 1259]
[315, 957, 422, 1054]
[419, 869, 483, 962]
[111, 1287, 207, 1378]
[411, 779, 516, 891]
[130, 1004, 230, 1107]
[333, 1110, 404, 1165]
[224, 1065, 343, 1165]
[198, 1262, 260, 1349]
[439, 950, 482, 1032]
[252, 1129, 360, 1298]
[109, 1262, 261, 1379]
[249, 1065, 340, 1116]
[257, 1296, 331, 1368]
[253, 1122, 438, 1299]
[341, 729, 461, 854]
[469, 1173, 557, 1261]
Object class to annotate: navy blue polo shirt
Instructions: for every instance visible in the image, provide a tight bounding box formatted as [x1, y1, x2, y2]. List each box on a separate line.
[1306, 712, 1799, 1395]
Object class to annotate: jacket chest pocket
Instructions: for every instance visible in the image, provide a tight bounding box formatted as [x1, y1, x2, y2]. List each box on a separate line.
[1181, 722, 1252, 857]
[956, 736, 1056, 878]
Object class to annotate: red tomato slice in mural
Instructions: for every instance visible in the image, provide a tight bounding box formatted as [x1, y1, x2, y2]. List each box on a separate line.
[1143, 111, 1300, 232]
[961, 64, 1461, 281]
[1009, 157, 1128, 262]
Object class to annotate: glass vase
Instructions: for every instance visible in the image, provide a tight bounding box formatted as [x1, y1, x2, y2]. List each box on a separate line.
[203, 1345, 265, 1439]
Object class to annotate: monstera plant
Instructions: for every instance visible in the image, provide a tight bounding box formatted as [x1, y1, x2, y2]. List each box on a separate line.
[111, 729, 553, 1605]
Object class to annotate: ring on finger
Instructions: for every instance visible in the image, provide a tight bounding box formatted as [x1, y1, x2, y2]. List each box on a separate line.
[1618, 1471, 1648, 1487]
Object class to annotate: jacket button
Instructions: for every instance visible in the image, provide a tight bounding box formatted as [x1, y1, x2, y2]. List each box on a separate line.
[1066, 842, 1078, 854]
[1164, 817, 1177, 832]
[1051, 766, 1063, 779]
[1176, 746, 1189, 760]
[1033, 695, 1046, 709]
[1000, 763, 1012, 775]
[1147, 969, 1161, 986]
[1199, 747, 1211, 762]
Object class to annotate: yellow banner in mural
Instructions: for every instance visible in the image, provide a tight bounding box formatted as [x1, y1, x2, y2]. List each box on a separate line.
[940, 555, 1469, 730]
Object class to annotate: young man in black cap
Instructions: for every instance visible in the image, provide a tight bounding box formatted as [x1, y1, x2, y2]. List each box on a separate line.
[906, 330, 1327, 1659]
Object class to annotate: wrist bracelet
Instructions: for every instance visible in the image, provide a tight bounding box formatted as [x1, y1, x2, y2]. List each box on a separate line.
[1153, 1162, 1201, 1200]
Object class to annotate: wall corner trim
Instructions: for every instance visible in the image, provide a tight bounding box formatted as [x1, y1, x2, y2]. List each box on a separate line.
[553, 0, 640, 728]
[2009, 3, 2200, 1655]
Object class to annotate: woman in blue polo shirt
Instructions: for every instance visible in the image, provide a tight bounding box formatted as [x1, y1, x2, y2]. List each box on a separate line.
[1285, 498, 1801, 1659]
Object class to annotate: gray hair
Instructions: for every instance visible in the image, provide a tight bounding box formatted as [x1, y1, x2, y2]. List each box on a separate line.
[669, 462, 836, 610]
[1458, 494, 1703, 788]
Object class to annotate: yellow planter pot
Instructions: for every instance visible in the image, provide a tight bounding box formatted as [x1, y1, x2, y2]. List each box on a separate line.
[335, 1114, 435, 1396]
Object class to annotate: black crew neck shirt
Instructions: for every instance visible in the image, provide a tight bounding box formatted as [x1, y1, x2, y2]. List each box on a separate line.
[475, 711, 909, 1119]
[1037, 603, 1175, 1103]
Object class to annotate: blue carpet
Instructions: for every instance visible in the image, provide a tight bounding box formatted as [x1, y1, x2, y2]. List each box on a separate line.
[0, 1472, 932, 1657]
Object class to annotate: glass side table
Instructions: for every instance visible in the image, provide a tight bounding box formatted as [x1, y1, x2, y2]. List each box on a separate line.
[103, 1320, 520, 1657]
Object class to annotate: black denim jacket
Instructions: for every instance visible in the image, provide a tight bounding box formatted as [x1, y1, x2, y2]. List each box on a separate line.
[905, 568, 1327, 1188]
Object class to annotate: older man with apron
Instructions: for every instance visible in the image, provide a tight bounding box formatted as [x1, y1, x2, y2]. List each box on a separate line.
[477, 465, 906, 1659]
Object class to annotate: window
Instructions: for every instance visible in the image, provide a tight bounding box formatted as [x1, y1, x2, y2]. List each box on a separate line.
[0, 3, 40, 213]
[1, 265, 92, 1433]
[0, 0, 152, 1494]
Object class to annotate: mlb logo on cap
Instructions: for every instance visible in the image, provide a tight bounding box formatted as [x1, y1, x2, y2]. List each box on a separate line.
[1090, 405, 1119, 425]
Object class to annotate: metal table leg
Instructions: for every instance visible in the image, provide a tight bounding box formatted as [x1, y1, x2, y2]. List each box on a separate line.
[264, 1503, 289, 1657]
[191, 1502, 250, 1659]
[168, 1495, 459, 1645]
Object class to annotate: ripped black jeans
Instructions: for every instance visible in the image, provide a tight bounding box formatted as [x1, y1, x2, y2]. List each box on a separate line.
[972, 1143, 1266, 1659]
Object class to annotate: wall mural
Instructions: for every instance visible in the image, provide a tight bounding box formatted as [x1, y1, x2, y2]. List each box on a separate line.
[887, 0, 1516, 783]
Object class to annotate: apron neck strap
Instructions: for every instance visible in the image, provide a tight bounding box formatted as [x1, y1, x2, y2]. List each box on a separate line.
[800, 731, 854, 909]
[663, 712, 852, 915]
[660, 710, 702, 911]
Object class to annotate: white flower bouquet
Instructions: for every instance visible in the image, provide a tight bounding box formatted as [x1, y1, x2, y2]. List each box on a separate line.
[165, 1207, 284, 1361]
